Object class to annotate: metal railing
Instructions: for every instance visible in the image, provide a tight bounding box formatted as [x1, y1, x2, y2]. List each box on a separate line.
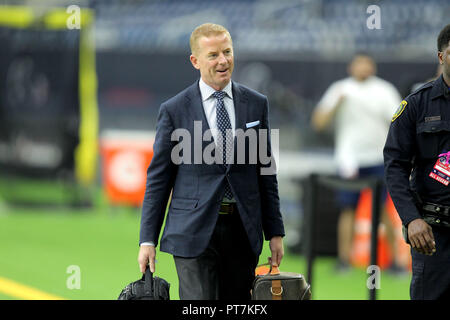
[299, 173, 384, 300]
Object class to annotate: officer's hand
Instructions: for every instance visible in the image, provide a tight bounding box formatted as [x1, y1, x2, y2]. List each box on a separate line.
[408, 218, 436, 256]
[138, 244, 156, 273]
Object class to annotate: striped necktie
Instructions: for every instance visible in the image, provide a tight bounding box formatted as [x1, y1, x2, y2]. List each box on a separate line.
[212, 91, 233, 200]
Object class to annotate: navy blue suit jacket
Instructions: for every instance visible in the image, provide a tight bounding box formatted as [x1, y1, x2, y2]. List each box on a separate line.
[139, 80, 285, 257]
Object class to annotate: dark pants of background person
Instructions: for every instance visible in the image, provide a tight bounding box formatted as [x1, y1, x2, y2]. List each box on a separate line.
[173, 210, 258, 300]
[337, 165, 387, 208]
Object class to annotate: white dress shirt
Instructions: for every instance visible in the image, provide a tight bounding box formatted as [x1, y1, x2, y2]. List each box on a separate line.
[199, 78, 236, 203]
[198, 78, 236, 141]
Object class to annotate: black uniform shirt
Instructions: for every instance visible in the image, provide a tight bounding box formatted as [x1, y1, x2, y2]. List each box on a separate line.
[384, 74, 450, 226]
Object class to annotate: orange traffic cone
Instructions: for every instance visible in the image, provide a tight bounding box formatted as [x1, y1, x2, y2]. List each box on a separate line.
[350, 189, 391, 269]
[385, 194, 412, 271]
[350, 189, 412, 270]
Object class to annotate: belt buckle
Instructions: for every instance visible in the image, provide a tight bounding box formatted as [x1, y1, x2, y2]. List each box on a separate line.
[219, 203, 233, 215]
[423, 202, 450, 216]
[430, 203, 450, 216]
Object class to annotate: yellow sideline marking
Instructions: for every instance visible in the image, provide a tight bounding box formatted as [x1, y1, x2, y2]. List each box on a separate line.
[0, 277, 65, 300]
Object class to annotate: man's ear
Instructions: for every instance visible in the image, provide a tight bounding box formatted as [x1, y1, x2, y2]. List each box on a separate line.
[438, 51, 444, 64]
[190, 54, 200, 70]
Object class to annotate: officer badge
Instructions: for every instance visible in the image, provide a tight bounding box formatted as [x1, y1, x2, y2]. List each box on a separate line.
[429, 152, 450, 186]
[391, 100, 407, 122]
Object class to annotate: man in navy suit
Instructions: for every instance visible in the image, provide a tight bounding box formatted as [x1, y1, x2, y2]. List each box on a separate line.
[138, 23, 285, 300]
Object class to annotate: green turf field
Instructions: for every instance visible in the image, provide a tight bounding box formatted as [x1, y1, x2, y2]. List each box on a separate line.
[0, 187, 411, 300]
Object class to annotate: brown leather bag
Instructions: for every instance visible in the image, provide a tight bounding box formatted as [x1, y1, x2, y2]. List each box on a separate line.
[251, 263, 311, 300]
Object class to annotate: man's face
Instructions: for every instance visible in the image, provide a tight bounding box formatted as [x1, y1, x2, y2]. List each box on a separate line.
[438, 41, 450, 84]
[190, 33, 234, 91]
[348, 56, 376, 81]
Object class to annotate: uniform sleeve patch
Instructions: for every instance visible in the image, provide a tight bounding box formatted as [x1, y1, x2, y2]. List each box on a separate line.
[392, 100, 407, 122]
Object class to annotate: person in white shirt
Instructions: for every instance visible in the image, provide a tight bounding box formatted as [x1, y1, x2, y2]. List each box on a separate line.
[311, 53, 404, 272]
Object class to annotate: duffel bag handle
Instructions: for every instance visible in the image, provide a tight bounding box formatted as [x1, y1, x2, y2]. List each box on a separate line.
[267, 257, 280, 275]
[143, 267, 153, 295]
[269, 258, 280, 275]
[270, 265, 280, 275]
[255, 257, 280, 276]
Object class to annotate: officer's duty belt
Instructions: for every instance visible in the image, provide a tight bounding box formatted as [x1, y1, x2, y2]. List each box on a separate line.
[421, 202, 450, 228]
[422, 202, 450, 216]
[219, 202, 237, 215]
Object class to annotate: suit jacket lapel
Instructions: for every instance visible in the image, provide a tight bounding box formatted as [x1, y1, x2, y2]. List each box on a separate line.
[232, 82, 248, 133]
[230, 82, 248, 171]
[185, 80, 211, 133]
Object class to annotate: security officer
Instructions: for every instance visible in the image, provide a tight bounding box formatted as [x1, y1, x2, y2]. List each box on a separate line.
[384, 24, 450, 300]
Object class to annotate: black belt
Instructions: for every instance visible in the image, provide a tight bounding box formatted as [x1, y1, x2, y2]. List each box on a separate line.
[422, 202, 450, 217]
[422, 202, 450, 228]
[219, 202, 237, 215]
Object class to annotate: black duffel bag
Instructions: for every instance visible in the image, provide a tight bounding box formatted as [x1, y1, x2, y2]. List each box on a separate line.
[118, 268, 170, 300]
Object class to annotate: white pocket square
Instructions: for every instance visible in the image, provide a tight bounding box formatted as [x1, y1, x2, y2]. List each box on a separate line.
[245, 120, 260, 128]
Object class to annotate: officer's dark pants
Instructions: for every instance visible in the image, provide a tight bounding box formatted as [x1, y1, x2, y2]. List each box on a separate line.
[173, 212, 258, 300]
[411, 225, 450, 300]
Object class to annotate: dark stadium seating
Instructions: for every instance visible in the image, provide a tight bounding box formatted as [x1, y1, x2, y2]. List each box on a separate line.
[90, 0, 449, 59]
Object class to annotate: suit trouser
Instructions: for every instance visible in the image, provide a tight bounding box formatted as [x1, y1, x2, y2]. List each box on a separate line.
[411, 225, 450, 300]
[173, 212, 258, 300]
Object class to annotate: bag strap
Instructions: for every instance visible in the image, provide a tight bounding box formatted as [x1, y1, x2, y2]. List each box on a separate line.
[143, 267, 153, 296]
[256, 258, 282, 300]
[271, 279, 282, 300]
[154, 277, 160, 299]
[268, 261, 282, 300]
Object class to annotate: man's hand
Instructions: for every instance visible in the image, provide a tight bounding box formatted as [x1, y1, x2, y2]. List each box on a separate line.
[311, 95, 345, 132]
[269, 236, 284, 267]
[408, 218, 436, 256]
[138, 245, 156, 273]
